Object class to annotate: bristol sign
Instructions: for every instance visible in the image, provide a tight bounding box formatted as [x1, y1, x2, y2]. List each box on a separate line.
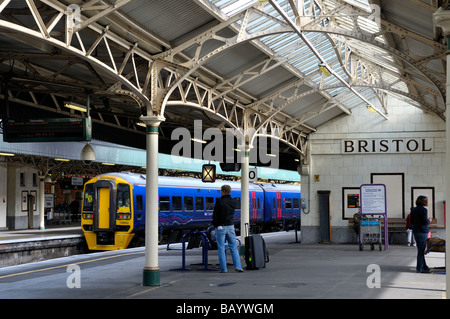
[342, 138, 433, 154]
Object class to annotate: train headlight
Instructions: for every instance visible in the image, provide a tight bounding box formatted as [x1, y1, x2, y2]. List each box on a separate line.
[116, 213, 131, 220]
[83, 213, 94, 219]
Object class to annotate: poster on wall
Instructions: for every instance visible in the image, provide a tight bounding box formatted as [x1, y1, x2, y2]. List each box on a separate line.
[360, 184, 387, 215]
[21, 191, 28, 212]
[342, 187, 360, 219]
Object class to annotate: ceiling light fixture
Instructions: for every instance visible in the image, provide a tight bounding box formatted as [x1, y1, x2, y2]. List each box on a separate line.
[366, 105, 377, 113]
[191, 138, 207, 144]
[64, 101, 87, 112]
[318, 63, 332, 76]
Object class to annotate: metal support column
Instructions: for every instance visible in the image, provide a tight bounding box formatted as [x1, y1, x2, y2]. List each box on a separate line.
[39, 176, 45, 230]
[433, 8, 450, 299]
[240, 149, 250, 242]
[141, 115, 165, 287]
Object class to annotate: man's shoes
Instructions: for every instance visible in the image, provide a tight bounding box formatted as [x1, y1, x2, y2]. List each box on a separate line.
[235, 268, 244, 272]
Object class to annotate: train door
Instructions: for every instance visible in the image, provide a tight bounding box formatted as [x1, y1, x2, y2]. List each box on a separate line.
[27, 194, 35, 229]
[275, 192, 282, 222]
[93, 180, 116, 234]
[251, 191, 257, 223]
[98, 187, 110, 229]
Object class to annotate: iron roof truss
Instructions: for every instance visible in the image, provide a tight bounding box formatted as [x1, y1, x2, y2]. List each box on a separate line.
[0, 0, 447, 160]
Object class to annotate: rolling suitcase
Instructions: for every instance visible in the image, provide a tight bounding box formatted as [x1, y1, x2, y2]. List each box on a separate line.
[244, 224, 269, 270]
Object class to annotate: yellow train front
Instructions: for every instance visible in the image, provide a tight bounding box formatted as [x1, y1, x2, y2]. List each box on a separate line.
[81, 173, 143, 250]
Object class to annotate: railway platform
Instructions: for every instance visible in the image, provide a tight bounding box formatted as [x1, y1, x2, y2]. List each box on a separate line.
[0, 224, 85, 267]
[0, 231, 446, 301]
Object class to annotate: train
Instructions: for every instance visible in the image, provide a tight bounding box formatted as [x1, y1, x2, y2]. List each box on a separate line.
[81, 172, 301, 251]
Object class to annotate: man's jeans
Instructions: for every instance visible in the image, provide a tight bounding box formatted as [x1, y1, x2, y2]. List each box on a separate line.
[215, 225, 243, 272]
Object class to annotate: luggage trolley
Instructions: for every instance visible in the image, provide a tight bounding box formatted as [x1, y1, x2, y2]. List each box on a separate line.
[359, 215, 382, 251]
[359, 184, 389, 251]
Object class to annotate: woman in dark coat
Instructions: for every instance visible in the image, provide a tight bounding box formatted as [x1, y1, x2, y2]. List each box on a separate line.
[410, 195, 430, 273]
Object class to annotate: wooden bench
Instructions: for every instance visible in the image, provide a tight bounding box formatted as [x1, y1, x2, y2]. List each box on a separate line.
[349, 218, 437, 232]
[348, 217, 437, 244]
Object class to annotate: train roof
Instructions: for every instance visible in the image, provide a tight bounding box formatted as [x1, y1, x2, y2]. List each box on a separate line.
[94, 172, 300, 192]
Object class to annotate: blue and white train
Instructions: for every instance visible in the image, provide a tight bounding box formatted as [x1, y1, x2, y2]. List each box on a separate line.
[81, 172, 300, 250]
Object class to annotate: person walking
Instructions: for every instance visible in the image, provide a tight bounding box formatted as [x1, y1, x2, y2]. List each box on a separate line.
[212, 184, 244, 273]
[410, 195, 430, 273]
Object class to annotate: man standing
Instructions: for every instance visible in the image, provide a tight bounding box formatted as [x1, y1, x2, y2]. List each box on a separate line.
[212, 185, 244, 273]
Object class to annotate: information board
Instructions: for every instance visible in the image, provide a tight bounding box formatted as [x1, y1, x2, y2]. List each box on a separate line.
[3, 118, 92, 142]
[360, 184, 386, 215]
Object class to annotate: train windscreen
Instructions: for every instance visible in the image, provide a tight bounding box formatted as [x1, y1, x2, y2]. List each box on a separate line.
[83, 184, 94, 211]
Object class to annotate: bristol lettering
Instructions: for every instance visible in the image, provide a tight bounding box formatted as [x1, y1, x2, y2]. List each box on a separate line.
[342, 138, 432, 154]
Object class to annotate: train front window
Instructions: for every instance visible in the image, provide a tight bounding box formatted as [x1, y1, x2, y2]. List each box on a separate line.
[83, 184, 94, 211]
[117, 184, 131, 208]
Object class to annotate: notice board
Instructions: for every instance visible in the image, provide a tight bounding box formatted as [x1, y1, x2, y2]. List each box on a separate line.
[360, 184, 386, 215]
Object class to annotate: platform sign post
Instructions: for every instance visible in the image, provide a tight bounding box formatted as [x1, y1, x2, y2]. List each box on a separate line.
[360, 184, 388, 250]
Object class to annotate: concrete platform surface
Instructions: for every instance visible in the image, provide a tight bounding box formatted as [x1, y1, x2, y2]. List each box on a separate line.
[0, 225, 82, 244]
[0, 231, 445, 301]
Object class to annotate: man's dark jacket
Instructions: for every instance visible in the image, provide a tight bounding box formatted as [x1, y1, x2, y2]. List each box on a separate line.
[212, 195, 238, 227]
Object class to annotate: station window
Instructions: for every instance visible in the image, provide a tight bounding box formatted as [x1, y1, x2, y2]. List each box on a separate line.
[173, 196, 182, 211]
[117, 184, 131, 207]
[159, 196, 170, 211]
[20, 173, 25, 187]
[184, 196, 194, 211]
[205, 197, 214, 210]
[195, 197, 204, 211]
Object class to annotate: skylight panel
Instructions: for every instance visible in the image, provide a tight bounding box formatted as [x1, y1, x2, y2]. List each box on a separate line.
[219, 0, 257, 16]
[341, 0, 371, 12]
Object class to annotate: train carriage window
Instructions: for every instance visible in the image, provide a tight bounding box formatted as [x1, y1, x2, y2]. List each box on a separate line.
[185, 196, 194, 211]
[173, 196, 182, 211]
[205, 197, 214, 210]
[293, 198, 299, 209]
[83, 184, 94, 211]
[159, 196, 170, 211]
[284, 198, 292, 209]
[117, 184, 131, 208]
[195, 197, 204, 211]
[136, 195, 144, 211]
